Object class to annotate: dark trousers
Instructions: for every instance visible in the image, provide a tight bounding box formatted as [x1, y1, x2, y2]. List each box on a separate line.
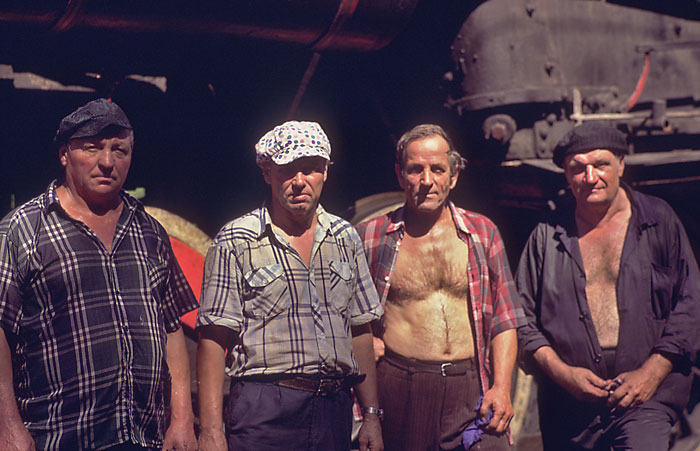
[225, 380, 354, 451]
[539, 350, 678, 450]
[540, 398, 676, 451]
[377, 351, 510, 451]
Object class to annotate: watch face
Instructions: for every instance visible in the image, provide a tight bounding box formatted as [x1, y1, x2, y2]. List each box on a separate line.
[362, 407, 384, 420]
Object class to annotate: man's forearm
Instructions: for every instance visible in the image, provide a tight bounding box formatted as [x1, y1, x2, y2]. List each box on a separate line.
[351, 324, 381, 409]
[351, 323, 384, 450]
[196, 325, 231, 432]
[165, 328, 195, 423]
[490, 329, 517, 391]
[0, 328, 33, 445]
[533, 345, 569, 382]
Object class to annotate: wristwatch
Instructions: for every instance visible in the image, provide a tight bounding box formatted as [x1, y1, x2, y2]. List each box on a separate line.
[361, 406, 384, 421]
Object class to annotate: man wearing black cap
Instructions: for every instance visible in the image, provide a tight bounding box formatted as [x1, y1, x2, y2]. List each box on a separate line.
[0, 99, 198, 450]
[516, 122, 700, 450]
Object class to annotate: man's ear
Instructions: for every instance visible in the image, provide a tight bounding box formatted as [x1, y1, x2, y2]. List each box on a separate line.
[59, 144, 68, 167]
[395, 163, 405, 189]
[261, 163, 272, 184]
[449, 170, 459, 190]
[618, 155, 625, 177]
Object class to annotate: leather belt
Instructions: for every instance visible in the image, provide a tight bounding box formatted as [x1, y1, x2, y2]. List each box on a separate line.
[240, 374, 365, 397]
[383, 348, 476, 377]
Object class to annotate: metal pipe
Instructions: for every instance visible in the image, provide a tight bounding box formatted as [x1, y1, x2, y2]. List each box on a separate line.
[0, 0, 418, 52]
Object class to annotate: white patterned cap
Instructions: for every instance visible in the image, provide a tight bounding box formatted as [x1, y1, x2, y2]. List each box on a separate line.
[255, 121, 331, 167]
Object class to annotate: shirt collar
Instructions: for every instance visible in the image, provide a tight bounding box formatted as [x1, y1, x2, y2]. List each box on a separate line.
[448, 200, 472, 235]
[553, 182, 656, 240]
[388, 201, 468, 236]
[45, 180, 140, 214]
[623, 182, 658, 232]
[257, 201, 330, 238]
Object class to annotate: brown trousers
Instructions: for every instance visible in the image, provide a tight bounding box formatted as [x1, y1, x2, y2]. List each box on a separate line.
[378, 350, 510, 451]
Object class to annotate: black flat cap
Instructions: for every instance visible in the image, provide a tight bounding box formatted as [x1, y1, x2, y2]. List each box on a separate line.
[553, 122, 627, 168]
[54, 98, 132, 145]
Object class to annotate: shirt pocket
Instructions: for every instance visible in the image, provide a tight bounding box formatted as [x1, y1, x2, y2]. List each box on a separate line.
[243, 264, 290, 318]
[649, 262, 675, 320]
[328, 260, 354, 314]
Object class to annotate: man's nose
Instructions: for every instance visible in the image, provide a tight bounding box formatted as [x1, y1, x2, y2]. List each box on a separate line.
[420, 169, 432, 185]
[292, 171, 305, 186]
[97, 149, 115, 168]
[584, 165, 598, 184]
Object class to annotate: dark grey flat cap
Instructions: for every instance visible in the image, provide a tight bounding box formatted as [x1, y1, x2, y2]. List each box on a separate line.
[553, 122, 627, 168]
[54, 98, 132, 144]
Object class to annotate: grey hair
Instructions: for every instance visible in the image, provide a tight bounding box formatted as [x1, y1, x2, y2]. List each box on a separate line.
[395, 124, 467, 175]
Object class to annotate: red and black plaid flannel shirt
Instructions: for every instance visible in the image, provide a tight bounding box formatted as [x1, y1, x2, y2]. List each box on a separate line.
[355, 201, 525, 393]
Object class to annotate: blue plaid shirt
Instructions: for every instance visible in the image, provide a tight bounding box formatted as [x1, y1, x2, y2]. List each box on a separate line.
[0, 182, 198, 450]
[196, 204, 383, 378]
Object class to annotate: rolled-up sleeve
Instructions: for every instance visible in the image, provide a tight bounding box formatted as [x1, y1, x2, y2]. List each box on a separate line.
[487, 225, 526, 335]
[349, 231, 383, 326]
[196, 242, 244, 333]
[515, 225, 552, 372]
[652, 214, 700, 368]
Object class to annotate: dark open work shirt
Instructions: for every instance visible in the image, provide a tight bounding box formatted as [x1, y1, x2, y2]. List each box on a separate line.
[0, 182, 198, 450]
[516, 186, 700, 414]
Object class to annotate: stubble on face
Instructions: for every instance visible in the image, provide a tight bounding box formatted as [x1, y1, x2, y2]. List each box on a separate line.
[397, 135, 458, 215]
[60, 129, 133, 210]
[263, 157, 328, 229]
[564, 149, 624, 209]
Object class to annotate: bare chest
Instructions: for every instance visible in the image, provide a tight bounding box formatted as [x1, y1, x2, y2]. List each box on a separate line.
[578, 221, 628, 348]
[390, 231, 470, 304]
[82, 214, 121, 253]
[383, 228, 474, 359]
[283, 233, 315, 268]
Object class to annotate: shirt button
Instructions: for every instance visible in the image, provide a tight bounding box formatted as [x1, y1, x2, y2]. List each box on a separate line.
[384, 276, 390, 281]
[594, 354, 602, 363]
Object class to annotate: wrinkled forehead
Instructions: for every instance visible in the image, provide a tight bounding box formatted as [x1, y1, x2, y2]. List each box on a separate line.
[405, 135, 450, 157]
[565, 148, 620, 165]
[68, 127, 134, 146]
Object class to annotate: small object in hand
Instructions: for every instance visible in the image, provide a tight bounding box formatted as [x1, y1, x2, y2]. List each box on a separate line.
[461, 396, 493, 449]
[608, 378, 623, 395]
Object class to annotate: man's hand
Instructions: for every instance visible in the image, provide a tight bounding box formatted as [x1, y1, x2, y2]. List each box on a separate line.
[480, 386, 513, 434]
[559, 366, 610, 402]
[534, 346, 609, 403]
[357, 415, 384, 451]
[0, 421, 35, 451]
[372, 337, 385, 361]
[162, 417, 197, 451]
[607, 353, 672, 412]
[198, 426, 228, 451]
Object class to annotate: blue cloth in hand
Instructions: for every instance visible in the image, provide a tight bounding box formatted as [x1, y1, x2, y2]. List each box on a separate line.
[461, 395, 493, 449]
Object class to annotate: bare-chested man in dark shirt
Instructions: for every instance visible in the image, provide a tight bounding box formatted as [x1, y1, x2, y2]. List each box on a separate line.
[356, 124, 525, 451]
[516, 123, 700, 450]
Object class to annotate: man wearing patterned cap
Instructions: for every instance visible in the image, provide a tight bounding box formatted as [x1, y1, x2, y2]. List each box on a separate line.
[0, 98, 198, 449]
[196, 121, 384, 451]
[516, 122, 700, 450]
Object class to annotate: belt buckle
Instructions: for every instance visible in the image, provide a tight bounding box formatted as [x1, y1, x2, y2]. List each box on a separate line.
[440, 362, 453, 377]
[316, 378, 341, 396]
